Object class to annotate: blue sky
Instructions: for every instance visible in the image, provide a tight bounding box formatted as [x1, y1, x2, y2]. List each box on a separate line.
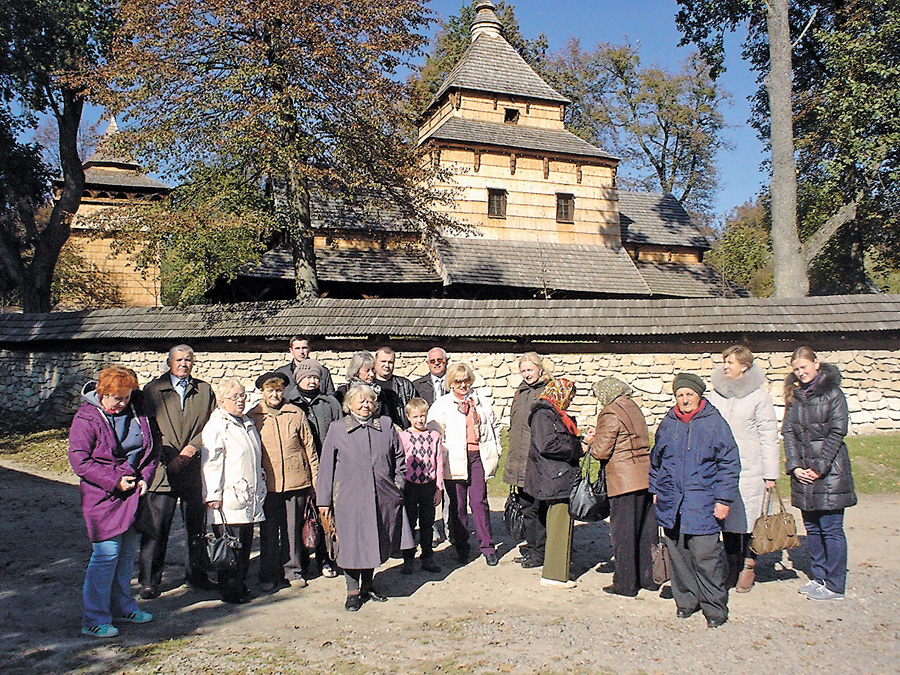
[425, 0, 766, 222]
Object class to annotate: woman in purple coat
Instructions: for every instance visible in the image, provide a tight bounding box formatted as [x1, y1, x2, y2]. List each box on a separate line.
[69, 366, 159, 638]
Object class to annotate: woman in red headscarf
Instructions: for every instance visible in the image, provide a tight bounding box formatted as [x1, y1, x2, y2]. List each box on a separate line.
[524, 378, 585, 588]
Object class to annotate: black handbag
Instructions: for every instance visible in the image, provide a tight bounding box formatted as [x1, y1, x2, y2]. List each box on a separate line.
[205, 508, 242, 573]
[651, 526, 671, 584]
[568, 453, 610, 522]
[503, 487, 526, 541]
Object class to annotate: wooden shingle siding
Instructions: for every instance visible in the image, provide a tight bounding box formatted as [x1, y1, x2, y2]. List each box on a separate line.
[2, 295, 898, 344]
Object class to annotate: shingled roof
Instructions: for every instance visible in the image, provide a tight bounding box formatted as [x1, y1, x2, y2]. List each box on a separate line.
[428, 31, 569, 112]
[421, 117, 618, 161]
[634, 261, 750, 299]
[618, 191, 711, 249]
[82, 168, 171, 191]
[242, 245, 441, 285]
[2, 295, 898, 343]
[436, 238, 649, 295]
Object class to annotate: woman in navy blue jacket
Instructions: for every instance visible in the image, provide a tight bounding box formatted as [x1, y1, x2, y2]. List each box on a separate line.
[650, 373, 740, 628]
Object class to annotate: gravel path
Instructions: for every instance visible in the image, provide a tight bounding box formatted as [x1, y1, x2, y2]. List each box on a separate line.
[2, 460, 898, 675]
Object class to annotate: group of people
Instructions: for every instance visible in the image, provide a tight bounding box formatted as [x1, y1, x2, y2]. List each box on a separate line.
[68, 339, 856, 637]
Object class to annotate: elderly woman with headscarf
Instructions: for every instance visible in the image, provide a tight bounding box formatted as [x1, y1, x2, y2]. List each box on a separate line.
[317, 383, 413, 611]
[428, 362, 502, 566]
[585, 377, 656, 597]
[524, 378, 584, 588]
[69, 365, 159, 638]
[650, 373, 740, 628]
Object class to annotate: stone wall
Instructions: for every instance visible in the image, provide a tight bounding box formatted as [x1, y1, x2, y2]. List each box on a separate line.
[3, 346, 899, 435]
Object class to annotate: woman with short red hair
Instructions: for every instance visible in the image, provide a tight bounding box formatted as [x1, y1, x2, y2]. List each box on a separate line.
[69, 366, 159, 638]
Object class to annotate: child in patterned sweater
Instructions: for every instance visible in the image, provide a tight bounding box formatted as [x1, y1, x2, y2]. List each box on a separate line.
[400, 398, 444, 574]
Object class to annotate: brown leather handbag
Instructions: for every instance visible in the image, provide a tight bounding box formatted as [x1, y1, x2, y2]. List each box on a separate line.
[651, 526, 671, 585]
[749, 485, 802, 555]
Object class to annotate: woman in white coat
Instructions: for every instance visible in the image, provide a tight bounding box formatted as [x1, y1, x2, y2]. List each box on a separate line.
[202, 379, 266, 603]
[707, 345, 779, 592]
[428, 363, 502, 566]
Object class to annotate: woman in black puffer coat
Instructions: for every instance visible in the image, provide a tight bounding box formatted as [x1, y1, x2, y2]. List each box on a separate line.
[782, 346, 857, 601]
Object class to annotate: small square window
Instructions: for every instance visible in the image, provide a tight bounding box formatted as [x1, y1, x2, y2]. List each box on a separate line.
[556, 194, 574, 222]
[488, 189, 507, 218]
[504, 108, 520, 124]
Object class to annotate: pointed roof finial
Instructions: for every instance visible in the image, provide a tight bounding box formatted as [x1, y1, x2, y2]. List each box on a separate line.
[471, 1, 503, 40]
[84, 116, 138, 170]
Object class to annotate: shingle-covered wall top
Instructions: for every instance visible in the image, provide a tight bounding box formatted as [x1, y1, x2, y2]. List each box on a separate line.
[634, 261, 750, 299]
[82, 168, 172, 191]
[4, 295, 897, 344]
[618, 191, 711, 249]
[429, 33, 569, 110]
[436, 238, 649, 295]
[422, 117, 618, 161]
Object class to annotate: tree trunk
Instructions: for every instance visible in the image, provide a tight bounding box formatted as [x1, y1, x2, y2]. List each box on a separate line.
[273, 167, 318, 299]
[19, 89, 85, 313]
[766, 0, 808, 298]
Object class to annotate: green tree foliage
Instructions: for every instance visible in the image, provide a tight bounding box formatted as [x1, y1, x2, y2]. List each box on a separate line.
[0, 0, 118, 312]
[408, 1, 548, 114]
[705, 195, 774, 297]
[544, 42, 728, 217]
[100, 0, 456, 299]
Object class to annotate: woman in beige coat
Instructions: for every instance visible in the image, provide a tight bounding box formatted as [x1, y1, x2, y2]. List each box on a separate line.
[247, 371, 319, 592]
[586, 377, 657, 597]
[707, 345, 779, 592]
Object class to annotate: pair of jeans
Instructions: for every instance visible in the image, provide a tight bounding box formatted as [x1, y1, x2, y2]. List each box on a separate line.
[802, 509, 848, 593]
[83, 527, 141, 628]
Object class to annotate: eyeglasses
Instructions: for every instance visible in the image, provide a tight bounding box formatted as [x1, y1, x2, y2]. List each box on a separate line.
[228, 393, 247, 402]
[428, 359, 447, 364]
[451, 379, 471, 386]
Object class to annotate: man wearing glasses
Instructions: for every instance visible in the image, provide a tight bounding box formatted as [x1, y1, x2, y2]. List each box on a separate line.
[413, 347, 449, 406]
[138, 345, 217, 599]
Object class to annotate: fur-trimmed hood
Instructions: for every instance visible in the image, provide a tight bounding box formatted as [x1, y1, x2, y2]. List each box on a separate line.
[710, 362, 767, 399]
[784, 361, 842, 399]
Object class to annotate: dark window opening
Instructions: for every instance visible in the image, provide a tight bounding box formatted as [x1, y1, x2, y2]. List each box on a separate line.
[488, 189, 507, 218]
[556, 193, 574, 222]
[504, 108, 520, 124]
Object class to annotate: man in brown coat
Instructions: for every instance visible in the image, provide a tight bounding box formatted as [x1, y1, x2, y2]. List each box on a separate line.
[585, 377, 658, 597]
[137, 345, 216, 598]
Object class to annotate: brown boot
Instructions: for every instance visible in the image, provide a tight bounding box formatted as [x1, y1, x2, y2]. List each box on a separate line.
[735, 558, 755, 593]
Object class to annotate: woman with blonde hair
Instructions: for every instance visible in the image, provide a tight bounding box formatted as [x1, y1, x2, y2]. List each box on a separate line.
[428, 362, 502, 566]
[707, 345, 779, 592]
[782, 346, 857, 601]
[505, 352, 553, 567]
[201, 379, 266, 604]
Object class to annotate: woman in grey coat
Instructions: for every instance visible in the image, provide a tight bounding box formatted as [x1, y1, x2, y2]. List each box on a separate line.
[317, 384, 413, 611]
[707, 345, 779, 592]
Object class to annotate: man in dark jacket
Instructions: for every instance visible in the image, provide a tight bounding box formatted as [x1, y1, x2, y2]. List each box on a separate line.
[276, 336, 335, 402]
[137, 345, 216, 598]
[412, 347, 448, 405]
[374, 346, 417, 428]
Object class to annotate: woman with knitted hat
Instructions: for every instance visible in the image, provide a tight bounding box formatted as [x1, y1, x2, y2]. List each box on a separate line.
[585, 377, 656, 597]
[524, 378, 585, 588]
[650, 373, 740, 628]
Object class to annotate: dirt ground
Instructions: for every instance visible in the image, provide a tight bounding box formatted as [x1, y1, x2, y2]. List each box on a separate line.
[2, 459, 898, 675]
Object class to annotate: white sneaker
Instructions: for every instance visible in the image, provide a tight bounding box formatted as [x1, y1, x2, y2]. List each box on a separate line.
[289, 577, 308, 588]
[807, 585, 845, 601]
[798, 579, 824, 595]
[540, 578, 577, 589]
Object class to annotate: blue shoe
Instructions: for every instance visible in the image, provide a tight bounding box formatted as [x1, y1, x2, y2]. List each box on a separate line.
[807, 585, 845, 601]
[82, 623, 119, 638]
[116, 610, 154, 623]
[797, 579, 824, 595]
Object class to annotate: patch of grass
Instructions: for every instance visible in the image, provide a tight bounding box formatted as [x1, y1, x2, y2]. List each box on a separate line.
[846, 433, 900, 493]
[0, 426, 71, 474]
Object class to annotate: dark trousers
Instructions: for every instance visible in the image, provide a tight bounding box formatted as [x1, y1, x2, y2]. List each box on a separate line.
[802, 509, 848, 593]
[343, 568, 374, 594]
[403, 481, 437, 561]
[260, 488, 312, 583]
[609, 489, 658, 594]
[138, 489, 209, 586]
[446, 451, 495, 556]
[520, 489, 545, 561]
[664, 519, 728, 622]
[213, 522, 254, 601]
